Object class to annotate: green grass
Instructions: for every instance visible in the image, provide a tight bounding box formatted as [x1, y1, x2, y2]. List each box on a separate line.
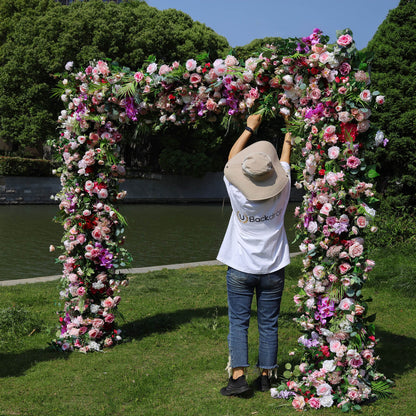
[0, 248, 415, 416]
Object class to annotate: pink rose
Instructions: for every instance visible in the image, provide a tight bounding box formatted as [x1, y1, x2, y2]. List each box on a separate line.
[104, 313, 115, 323]
[324, 125, 336, 136]
[313, 265, 325, 279]
[92, 318, 104, 329]
[319, 52, 330, 64]
[365, 259, 376, 272]
[316, 383, 332, 396]
[310, 89, 321, 100]
[338, 111, 352, 123]
[185, 59, 197, 71]
[356, 216, 367, 228]
[339, 62, 351, 75]
[349, 242, 363, 258]
[102, 297, 115, 309]
[309, 397, 321, 409]
[307, 221, 318, 234]
[337, 34, 353, 47]
[224, 55, 238, 67]
[292, 395, 306, 410]
[98, 188, 108, 199]
[357, 120, 370, 132]
[88, 328, 100, 338]
[339, 297, 354, 311]
[359, 89, 372, 102]
[146, 63, 157, 75]
[189, 73, 202, 84]
[206, 98, 218, 112]
[327, 146, 340, 160]
[76, 286, 86, 297]
[158, 64, 171, 76]
[330, 340, 342, 353]
[320, 203, 332, 216]
[376, 95, 385, 105]
[96, 60, 109, 76]
[347, 156, 361, 169]
[134, 71, 144, 82]
[339, 263, 351, 275]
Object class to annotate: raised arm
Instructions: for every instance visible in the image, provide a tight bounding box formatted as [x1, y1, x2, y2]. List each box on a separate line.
[228, 114, 262, 160]
[279, 115, 292, 164]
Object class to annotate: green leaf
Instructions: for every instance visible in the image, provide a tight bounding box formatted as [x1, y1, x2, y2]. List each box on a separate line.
[367, 169, 380, 178]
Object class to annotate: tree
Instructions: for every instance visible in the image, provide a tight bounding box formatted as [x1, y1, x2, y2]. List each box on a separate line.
[365, 0, 416, 214]
[0, 0, 229, 157]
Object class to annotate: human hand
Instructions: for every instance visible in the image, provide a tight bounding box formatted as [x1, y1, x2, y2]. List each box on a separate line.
[246, 114, 262, 131]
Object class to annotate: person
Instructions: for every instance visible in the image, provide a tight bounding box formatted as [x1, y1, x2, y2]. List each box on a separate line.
[217, 113, 293, 396]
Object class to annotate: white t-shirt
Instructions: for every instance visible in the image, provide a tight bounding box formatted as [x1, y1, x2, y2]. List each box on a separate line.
[217, 162, 291, 274]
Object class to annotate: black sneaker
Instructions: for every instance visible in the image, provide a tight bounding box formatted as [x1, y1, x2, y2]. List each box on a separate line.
[255, 375, 271, 392]
[220, 375, 252, 396]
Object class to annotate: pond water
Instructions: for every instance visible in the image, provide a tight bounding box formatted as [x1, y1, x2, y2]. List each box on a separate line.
[0, 203, 298, 281]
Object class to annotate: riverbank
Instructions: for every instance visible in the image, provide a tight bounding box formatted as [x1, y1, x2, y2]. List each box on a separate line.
[0, 174, 304, 204]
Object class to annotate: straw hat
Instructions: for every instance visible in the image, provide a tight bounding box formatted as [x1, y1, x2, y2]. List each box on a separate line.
[224, 141, 288, 201]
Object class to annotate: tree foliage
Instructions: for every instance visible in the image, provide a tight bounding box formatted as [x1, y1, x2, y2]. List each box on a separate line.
[0, 0, 229, 157]
[366, 0, 416, 214]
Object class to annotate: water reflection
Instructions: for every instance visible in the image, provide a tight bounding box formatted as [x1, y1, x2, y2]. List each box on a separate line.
[0, 203, 297, 281]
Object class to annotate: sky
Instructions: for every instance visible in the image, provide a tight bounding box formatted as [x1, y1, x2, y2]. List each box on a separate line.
[144, 0, 400, 50]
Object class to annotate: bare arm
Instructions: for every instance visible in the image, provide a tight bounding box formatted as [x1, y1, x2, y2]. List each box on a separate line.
[228, 114, 262, 160]
[279, 115, 292, 164]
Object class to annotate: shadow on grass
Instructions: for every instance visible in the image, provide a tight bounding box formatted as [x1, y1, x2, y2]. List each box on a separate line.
[121, 306, 229, 341]
[376, 328, 416, 379]
[0, 348, 71, 378]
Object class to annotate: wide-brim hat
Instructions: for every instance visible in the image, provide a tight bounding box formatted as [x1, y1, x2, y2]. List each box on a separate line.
[224, 140, 288, 201]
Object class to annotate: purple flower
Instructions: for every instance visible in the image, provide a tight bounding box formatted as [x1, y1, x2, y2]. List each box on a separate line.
[315, 296, 336, 325]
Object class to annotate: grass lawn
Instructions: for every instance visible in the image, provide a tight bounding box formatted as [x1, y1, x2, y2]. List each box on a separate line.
[0, 248, 415, 416]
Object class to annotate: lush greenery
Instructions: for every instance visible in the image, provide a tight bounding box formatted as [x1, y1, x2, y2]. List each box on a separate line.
[0, 0, 229, 160]
[365, 0, 416, 221]
[0, 156, 53, 176]
[0, 250, 415, 415]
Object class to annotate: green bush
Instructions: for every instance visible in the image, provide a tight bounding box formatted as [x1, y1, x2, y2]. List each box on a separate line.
[0, 156, 53, 176]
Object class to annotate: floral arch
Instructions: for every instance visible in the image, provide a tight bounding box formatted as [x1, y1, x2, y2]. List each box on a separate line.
[51, 28, 390, 411]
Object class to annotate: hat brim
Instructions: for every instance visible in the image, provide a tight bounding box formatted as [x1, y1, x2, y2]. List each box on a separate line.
[224, 141, 289, 201]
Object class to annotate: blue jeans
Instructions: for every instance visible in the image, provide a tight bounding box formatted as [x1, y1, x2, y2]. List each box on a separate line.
[226, 267, 285, 370]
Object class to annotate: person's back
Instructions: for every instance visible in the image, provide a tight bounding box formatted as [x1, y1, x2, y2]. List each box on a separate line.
[217, 114, 293, 396]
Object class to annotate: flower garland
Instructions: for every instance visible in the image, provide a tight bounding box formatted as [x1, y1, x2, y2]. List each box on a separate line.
[51, 28, 390, 409]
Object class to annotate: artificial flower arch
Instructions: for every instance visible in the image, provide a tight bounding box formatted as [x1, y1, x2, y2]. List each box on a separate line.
[52, 28, 390, 411]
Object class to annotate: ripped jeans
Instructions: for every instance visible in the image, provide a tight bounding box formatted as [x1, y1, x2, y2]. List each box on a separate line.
[226, 266, 285, 371]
